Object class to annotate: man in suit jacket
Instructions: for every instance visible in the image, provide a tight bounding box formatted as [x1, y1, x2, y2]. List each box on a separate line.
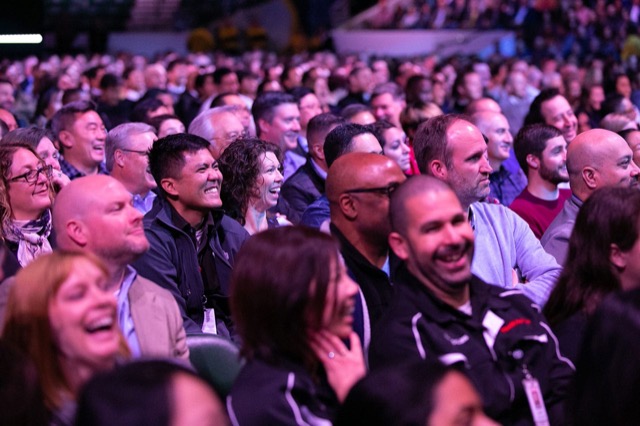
[52, 175, 189, 360]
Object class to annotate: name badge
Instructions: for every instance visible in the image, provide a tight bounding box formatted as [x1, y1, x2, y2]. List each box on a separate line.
[523, 375, 550, 426]
[202, 308, 217, 334]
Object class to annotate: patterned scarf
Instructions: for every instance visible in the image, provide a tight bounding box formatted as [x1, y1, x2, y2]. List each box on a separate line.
[3, 209, 53, 266]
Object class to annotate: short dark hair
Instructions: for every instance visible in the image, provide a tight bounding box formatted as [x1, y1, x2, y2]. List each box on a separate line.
[413, 114, 462, 174]
[218, 138, 282, 224]
[76, 360, 218, 426]
[194, 72, 214, 90]
[513, 124, 563, 175]
[251, 91, 297, 130]
[148, 133, 210, 196]
[99, 73, 120, 90]
[371, 82, 404, 102]
[212, 67, 235, 85]
[230, 226, 340, 369]
[50, 100, 97, 138]
[130, 98, 165, 123]
[324, 123, 375, 167]
[524, 88, 561, 126]
[601, 94, 627, 117]
[289, 86, 314, 103]
[340, 103, 371, 121]
[210, 92, 238, 108]
[368, 120, 395, 149]
[307, 113, 344, 148]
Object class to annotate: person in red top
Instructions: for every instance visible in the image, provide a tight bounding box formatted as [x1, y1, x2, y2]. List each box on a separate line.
[510, 124, 571, 238]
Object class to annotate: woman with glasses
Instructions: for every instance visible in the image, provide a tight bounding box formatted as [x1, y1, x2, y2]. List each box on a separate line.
[0, 143, 55, 266]
[2, 126, 70, 191]
[218, 138, 288, 235]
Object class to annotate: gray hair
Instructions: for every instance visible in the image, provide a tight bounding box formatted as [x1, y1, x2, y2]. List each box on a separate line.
[188, 105, 237, 142]
[105, 122, 155, 172]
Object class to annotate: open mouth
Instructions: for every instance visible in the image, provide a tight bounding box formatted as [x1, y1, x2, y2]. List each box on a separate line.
[84, 316, 114, 334]
[204, 186, 219, 195]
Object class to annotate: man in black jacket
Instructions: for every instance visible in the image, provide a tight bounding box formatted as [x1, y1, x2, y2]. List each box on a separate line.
[133, 133, 249, 340]
[369, 175, 574, 425]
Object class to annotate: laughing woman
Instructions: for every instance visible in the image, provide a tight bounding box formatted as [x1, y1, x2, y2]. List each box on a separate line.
[0, 143, 55, 266]
[2, 251, 129, 425]
[218, 138, 286, 235]
[228, 227, 366, 425]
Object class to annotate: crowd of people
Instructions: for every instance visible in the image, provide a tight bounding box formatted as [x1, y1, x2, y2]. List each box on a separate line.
[2, 8, 640, 423]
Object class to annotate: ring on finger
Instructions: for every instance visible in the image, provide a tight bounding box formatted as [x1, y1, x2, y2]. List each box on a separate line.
[328, 351, 335, 359]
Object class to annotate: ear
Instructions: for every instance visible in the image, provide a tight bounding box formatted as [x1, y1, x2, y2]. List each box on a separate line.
[114, 149, 126, 168]
[582, 167, 597, 189]
[161, 177, 179, 197]
[610, 243, 628, 270]
[57, 130, 74, 149]
[257, 118, 270, 137]
[388, 232, 409, 261]
[526, 154, 540, 170]
[311, 143, 325, 161]
[66, 220, 88, 247]
[338, 194, 358, 220]
[430, 159, 448, 180]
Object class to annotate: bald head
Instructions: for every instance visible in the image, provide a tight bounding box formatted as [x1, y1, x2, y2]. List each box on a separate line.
[389, 175, 455, 237]
[327, 152, 406, 249]
[567, 129, 640, 200]
[466, 98, 501, 115]
[53, 175, 148, 267]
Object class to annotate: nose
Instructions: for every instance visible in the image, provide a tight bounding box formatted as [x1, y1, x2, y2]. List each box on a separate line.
[292, 118, 301, 132]
[442, 222, 466, 245]
[630, 160, 640, 177]
[275, 168, 284, 183]
[343, 275, 359, 299]
[208, 166, 223, 181]
[480, 154, 493, 174]
[505, 131, 513, 143]
[92, 285, 117, 309]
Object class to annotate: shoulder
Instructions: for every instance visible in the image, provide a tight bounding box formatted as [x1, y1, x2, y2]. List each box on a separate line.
[131, 275, 176, 302]
[219, 214, 250, 240]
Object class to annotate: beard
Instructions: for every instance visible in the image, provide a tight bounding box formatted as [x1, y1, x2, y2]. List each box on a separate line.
[539, 162, 569, 185]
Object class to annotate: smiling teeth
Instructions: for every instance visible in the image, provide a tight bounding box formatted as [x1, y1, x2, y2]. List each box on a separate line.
[86, 317, 113, 332]
[204, 188, 219, 194]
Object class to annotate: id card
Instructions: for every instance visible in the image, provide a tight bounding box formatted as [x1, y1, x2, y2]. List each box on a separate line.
[202, 308, 217, 334]
[523, 376, 550, 426]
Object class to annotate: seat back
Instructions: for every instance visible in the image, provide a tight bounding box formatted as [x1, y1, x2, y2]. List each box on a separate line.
[186, 333, 244, 397]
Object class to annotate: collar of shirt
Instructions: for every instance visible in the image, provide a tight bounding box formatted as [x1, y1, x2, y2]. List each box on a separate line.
[115, 265, 141, 357]
[310, 157, 328, 180]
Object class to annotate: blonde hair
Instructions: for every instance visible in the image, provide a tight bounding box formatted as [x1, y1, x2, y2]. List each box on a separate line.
[1, 250, 129, 409]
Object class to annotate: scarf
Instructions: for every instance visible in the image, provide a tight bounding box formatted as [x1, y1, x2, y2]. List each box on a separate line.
[3, 209, 53, 267]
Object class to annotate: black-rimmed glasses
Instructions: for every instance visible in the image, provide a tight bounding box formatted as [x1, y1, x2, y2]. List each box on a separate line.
[343, 182, 400, 197]
[9, 165, 54, 184]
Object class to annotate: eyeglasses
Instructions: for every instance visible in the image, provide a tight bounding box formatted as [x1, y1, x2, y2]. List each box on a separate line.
[9, 165, 53, 184]
[120, 148, 150, 156]
[343, 182, 400, 197]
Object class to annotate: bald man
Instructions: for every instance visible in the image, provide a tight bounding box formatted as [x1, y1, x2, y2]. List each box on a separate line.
[472, 111, 527, 206]
[328, 153, 406, 336]
[53, 175, 189, 360]
[542, 129, 640, 264]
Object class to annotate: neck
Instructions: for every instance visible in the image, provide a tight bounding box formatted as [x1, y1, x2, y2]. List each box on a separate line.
[65, 156, 98, 175]
[489, 158, 503, 171]
[336, 223, 389, 268]
[104, 262, 127, 292]
[527, 173, 560, 200]
[310, 155, 328, 173]
[168, 199, 206, 228]
[244, 204, 269, 236]
[407, 262, 470, 308]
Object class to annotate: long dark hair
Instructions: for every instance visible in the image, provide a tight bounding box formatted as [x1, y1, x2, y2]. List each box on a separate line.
[544, 186, 640, 325]
[230, 226, 340, 370]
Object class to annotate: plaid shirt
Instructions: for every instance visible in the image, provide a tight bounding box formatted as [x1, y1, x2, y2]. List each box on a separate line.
[59, 157, 109, 180]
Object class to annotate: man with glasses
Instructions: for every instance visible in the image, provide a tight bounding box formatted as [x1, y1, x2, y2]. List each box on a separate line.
[413, 114, 561, 306]
[327, 152, 406, 347]
[188, 106, 246, 159]
[106, 122, 158, 214]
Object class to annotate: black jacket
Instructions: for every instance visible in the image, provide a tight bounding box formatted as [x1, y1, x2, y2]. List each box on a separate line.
[278, 158, 325, 224]
[370, 265, 575, 426]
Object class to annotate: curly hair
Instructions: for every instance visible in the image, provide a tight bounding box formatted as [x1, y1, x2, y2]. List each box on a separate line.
[218, 138, 281, 225]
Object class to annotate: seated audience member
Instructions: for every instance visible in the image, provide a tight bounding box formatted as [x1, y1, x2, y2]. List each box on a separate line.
[188, 106, 246, 159]
[228, 227, 366, 425]
[327, 152, 406, 344]
[370, 83, 406, 128]
[105, 123, 158, 214]
[50, 100, 108, 180]
[336, 362, 497, 426]
[543, 186, 640, 362]
[542, 129, 640, 265]
[0, 339, 48, 426]
[300, 123, 383, 230]
[0, 108, 18, 132]
[2, 251, 129, 425]
[218, 138, 285, 235]
[619, 127, 640, 165]
[413, 115, 561, 305]
[511, 124, 571, 238]
[399, 101, 443, 141]
[471, 111, 527, 206]
[130, 98, 170, 124]
[340, 103, 376, 125]
[277, 113, 343, 224]
[369, 176, 574, 425]
[133, 134, 249, 337]
[76, 360, 228, 426]
[290, 86, 324, 144]
[0, 119, 9, 139]
[210, 92, 253, 136]
[252, 92, 303, 180]
[599, 112, 636, 133]
[52, 176, 188, 360]
[524, 88, 578, 145]
[369, 121, 411, 173]
[567, 289, 640, 426]
[148, 114, 186, 138]
[0, 143, 54, 266]
[1, 126, 70, 191]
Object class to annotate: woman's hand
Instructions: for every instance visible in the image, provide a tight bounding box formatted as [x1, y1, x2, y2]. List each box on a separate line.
[50, 170, 70, 192]
[310, 330, 366, 403]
